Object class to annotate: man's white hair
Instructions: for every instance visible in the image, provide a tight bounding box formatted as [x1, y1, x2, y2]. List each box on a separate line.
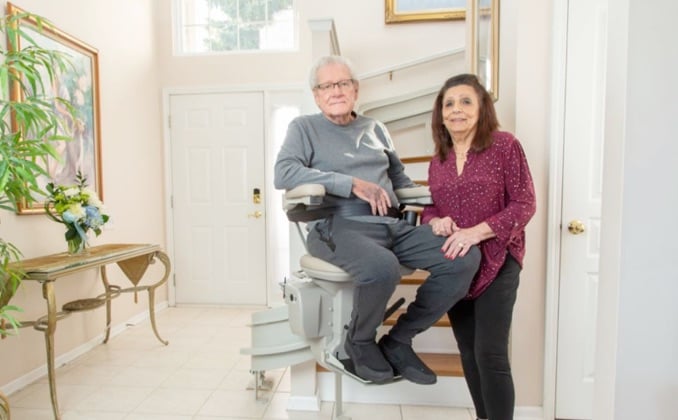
[308, 55, 357, 89]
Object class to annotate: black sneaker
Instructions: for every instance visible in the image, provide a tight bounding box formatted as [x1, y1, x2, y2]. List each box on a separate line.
[378, 335, 437, 385]
[344, 336, 394, 383]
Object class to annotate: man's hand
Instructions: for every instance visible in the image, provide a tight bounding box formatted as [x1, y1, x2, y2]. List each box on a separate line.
[429, 216, 458, 236]
[352, 178, 392, 216]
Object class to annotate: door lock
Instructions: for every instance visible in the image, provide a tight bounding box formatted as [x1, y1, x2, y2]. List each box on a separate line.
[253, 188, 261, 204]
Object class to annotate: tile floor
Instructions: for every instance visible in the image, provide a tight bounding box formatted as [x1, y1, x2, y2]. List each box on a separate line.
[6, 306, 476, 419]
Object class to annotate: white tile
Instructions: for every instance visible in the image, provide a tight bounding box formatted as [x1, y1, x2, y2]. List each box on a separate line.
[56, 363, 124, 386]
[197, 389, 269, 418]
[401, 404, 474, 420]
[5, 408, 55, 420]
[73, 385, 154, 412]
[133, 387, 213, 416]
[107, 365, 174, 387]
[11, 383, 99, 411]
[160, 366, 230, 389]
[125, 414, 192, 420]
[183, 348, 241, 370]
[62, 410, 128, 419]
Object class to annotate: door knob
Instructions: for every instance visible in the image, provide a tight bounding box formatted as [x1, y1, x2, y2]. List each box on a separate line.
[567, 220, 585, 235]
[248, 211, 263, 219]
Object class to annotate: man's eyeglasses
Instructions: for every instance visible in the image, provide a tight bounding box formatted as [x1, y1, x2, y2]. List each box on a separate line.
[314, 79, 355, 92]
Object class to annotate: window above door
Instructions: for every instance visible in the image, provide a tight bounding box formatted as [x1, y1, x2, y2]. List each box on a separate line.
[172, 0, 297, 55]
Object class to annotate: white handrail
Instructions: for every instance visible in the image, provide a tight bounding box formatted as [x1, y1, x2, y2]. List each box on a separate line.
[357, 47, 465, 81]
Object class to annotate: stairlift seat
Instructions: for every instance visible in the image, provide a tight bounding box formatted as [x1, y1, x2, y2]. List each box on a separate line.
[300, 254, 352, 282]
[300, 254, 415, 284]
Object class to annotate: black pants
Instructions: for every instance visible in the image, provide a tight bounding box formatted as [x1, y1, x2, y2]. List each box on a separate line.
[308, 216, 480, 345]
[447, 255, 521, 420]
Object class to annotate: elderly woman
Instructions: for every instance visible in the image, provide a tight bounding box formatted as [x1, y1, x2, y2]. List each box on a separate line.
[422, 74, 536, 420]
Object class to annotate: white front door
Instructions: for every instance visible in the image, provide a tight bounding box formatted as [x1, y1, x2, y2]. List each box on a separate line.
[169, 92, 267, 305]
[555, 0, 607, 417]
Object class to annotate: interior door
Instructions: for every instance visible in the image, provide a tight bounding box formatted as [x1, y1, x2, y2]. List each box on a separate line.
[555, 0, 607, 417]
[169, 92, 267, 305]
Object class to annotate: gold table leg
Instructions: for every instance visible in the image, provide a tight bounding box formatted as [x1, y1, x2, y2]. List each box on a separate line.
[101, 265, 113, 344]
[147, 251, 171, 346]
[111, 250, 172, 346]
[42, 281, 61, 420]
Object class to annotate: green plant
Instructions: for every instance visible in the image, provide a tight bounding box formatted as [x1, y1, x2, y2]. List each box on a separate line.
[0, 8, 76, 335]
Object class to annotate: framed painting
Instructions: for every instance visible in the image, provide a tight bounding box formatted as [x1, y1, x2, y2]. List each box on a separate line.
[385, 0, 466, 23]
[7, 3, 102, 214]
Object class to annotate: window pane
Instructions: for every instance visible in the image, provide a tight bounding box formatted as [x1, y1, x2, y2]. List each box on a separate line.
[240, 22, 263, 50]
[175, 0, 296, 54]
[240, 0, 266, 21]
[209, 22, 238, 51]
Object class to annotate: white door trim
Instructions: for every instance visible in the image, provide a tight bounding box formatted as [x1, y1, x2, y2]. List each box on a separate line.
[162, 83, 304, 307]
[543, 0, 569, 418]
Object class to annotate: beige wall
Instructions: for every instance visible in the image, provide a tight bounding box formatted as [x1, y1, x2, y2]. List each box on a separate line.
[0, 0, 166, 389]
[1, 0, 552, 409]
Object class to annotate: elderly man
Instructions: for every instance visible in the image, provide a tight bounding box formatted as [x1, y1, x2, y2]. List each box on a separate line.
[274, 55, 480, 385]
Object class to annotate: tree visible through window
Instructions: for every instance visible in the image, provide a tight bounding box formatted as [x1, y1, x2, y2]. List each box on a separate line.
[175, 0, 296, 54]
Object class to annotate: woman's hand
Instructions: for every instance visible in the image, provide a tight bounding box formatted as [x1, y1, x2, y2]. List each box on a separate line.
[429, 216, 458, 236]
[352, 177, 392, 216]
[441, 222, 495, 259]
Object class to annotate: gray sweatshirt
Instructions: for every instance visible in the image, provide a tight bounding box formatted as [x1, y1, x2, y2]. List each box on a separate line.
[274, 113, 416, 220]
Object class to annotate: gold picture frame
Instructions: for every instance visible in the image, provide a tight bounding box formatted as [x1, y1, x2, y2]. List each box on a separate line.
[467, 0, 500, 101]
[385, 0, 466, 23]
[7, 3, 103, 214]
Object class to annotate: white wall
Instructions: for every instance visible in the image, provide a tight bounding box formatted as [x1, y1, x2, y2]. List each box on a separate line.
[596, 0, 678, 419]
[0, 0, 165, 391]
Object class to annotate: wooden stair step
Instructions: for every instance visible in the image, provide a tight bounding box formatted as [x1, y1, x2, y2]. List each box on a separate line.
[400, 269, 429, 285]
[316, 352, 463, 377]
[384, 308, 451, 327]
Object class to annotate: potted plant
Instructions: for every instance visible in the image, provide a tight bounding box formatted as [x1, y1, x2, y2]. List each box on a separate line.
[0, 8, 76, 418]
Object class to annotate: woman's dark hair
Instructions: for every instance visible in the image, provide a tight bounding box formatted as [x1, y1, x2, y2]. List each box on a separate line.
[431, 74, 499, 161]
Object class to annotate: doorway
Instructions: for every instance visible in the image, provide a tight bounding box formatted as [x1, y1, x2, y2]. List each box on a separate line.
[548, 0, 608, 418]
[165, 88, 303, 306]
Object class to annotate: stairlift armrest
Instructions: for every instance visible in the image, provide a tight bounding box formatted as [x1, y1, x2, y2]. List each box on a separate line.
[283, 184, 428, 208]
[283, 184, 326, 211]
[395, 185, 432, 206]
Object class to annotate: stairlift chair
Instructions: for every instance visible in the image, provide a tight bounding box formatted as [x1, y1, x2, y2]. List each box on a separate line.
[241, 183, 432, 417]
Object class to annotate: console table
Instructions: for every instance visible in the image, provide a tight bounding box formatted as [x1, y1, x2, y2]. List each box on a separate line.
[9, 243, 171, 420]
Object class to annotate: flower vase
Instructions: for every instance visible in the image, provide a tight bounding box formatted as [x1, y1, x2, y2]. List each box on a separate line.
[66, 236, 87, 255]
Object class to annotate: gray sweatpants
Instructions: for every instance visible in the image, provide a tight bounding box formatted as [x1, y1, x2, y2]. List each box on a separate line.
[307, 216, 481, 346]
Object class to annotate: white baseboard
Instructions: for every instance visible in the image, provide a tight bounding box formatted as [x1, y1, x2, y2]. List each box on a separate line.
[1, 301, 169, 396]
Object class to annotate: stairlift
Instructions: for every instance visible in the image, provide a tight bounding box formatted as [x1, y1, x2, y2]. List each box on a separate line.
[241, 183, 432, 419]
